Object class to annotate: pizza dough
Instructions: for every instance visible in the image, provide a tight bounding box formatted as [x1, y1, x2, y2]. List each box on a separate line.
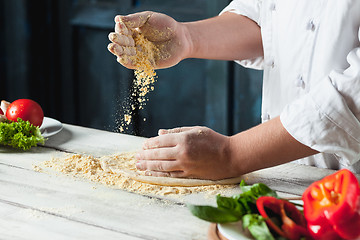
[99, 153, 244, 187]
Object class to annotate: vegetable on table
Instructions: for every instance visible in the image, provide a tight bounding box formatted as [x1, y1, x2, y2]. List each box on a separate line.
[302, 169, 360, 240]
[0, 99, 45, 150]
[188, 181, 277, 223]
[189, 170, 360, 240]
[256, 196, 309, 240]
[6, 99, 44, 127]
[0, 118, 45, 150]
[189, 181, 296, 240]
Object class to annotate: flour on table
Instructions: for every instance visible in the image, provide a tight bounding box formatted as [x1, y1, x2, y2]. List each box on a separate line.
[42, 152, 236, 196]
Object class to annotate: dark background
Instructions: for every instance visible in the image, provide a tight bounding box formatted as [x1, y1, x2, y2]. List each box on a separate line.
[0, 0, 262, 137]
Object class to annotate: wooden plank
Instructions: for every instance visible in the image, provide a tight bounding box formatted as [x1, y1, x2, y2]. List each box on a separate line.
[0, 151, 342, 239]
[43, 124, 146, 156]
[0, 155, 209, 240]
[0, 201, 144, 240]
[0, 146, 240, 205]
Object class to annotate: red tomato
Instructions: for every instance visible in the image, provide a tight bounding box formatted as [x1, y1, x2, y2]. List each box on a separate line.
[0, 108, 3, 115]
[6, 99, 44, 127]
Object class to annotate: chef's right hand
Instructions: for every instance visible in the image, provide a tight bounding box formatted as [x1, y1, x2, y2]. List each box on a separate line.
[107, 11, 192, 69]
[135, 126, 240, 180]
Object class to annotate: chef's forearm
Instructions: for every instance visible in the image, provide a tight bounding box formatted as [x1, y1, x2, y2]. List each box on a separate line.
[228, 116, 319, 175]
[182, 12, 263, 61]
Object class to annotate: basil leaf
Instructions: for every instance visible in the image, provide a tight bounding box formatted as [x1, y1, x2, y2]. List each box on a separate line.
[188, 181, 277, 226]
[238, 195, 257, 213]
[242, 214, 275, 240]
[188, 204, 241, 223]
[240, 182, 278, 199]
[239, 179, 252, 193]
[216, 195, 246, 217]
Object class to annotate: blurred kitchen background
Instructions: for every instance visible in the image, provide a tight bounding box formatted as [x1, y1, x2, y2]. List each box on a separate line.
[0, 0, 262, 137]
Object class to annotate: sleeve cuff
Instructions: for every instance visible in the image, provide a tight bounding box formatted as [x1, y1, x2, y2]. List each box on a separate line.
[280, 76, 360, 166]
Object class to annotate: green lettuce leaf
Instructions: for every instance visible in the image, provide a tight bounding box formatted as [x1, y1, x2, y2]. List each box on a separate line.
[0, 119, 45, 150]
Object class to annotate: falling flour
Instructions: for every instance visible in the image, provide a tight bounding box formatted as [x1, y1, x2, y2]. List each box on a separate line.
[118, 32, 159, 132]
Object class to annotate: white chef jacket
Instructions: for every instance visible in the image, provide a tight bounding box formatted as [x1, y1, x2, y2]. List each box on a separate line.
[221, 0, 360, 173]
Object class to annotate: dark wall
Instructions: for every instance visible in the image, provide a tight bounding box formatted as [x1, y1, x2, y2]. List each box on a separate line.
[0, 0, 262, 137]
[1, 0, 69, 121]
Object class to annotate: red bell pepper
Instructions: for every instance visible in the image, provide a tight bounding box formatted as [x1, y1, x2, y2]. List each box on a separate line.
[302, 169, 360, 240]
[256, 196, 310, 240]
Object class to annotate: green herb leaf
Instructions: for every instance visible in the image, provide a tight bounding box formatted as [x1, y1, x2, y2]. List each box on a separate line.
[187, 204, 241, 223]
[242, 214, 275, 240]
[216, 195, 247, 217]
[188, 182, 277, 224]
[0, 119, 45, 150]
[240, 182, 278, 199]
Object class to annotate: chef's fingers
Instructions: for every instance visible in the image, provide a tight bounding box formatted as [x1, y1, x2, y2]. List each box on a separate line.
[142, 134, 179, 149]
[108, 32, 135, 47]
[108, 43, 136, 56]
[115, 20, 133, 36]
[136, 160, 180, 172]
[158, 126, 198, 135]
[116, 56, 137, 69]
[144, 170, 185, 178]
[116, 11, 153, 29]
[137, 147, 178, 160]
[107, 43, 137, 69]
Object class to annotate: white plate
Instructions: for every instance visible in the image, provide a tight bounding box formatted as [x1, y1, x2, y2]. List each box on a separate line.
[40, 117, 63, 137]
[218, 221, 253, 240]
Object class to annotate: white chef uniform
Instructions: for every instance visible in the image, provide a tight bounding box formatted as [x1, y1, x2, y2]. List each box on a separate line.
[221, 0, 360, 173]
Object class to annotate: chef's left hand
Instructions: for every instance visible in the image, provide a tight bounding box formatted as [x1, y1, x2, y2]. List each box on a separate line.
[136, 126, 238, 180]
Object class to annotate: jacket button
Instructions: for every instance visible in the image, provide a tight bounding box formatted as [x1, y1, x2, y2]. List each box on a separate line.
[262, 113, 270, 121]
[295, 75, 305, 88]
[269, 2, 276, 11]
[307, 20, 316, 31]
[267, 59, 275, 68]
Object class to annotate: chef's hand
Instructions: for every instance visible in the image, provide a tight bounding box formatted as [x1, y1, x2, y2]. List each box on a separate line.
[135, 126, 239, 180]
[107, 11, 191, 69]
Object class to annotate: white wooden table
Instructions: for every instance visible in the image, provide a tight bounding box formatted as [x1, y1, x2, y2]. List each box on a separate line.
[1, 123, 358, 239]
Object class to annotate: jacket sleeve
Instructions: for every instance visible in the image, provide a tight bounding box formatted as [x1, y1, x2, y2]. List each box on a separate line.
[220, 0, 264, 70]
[280, 26, 360, 166]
